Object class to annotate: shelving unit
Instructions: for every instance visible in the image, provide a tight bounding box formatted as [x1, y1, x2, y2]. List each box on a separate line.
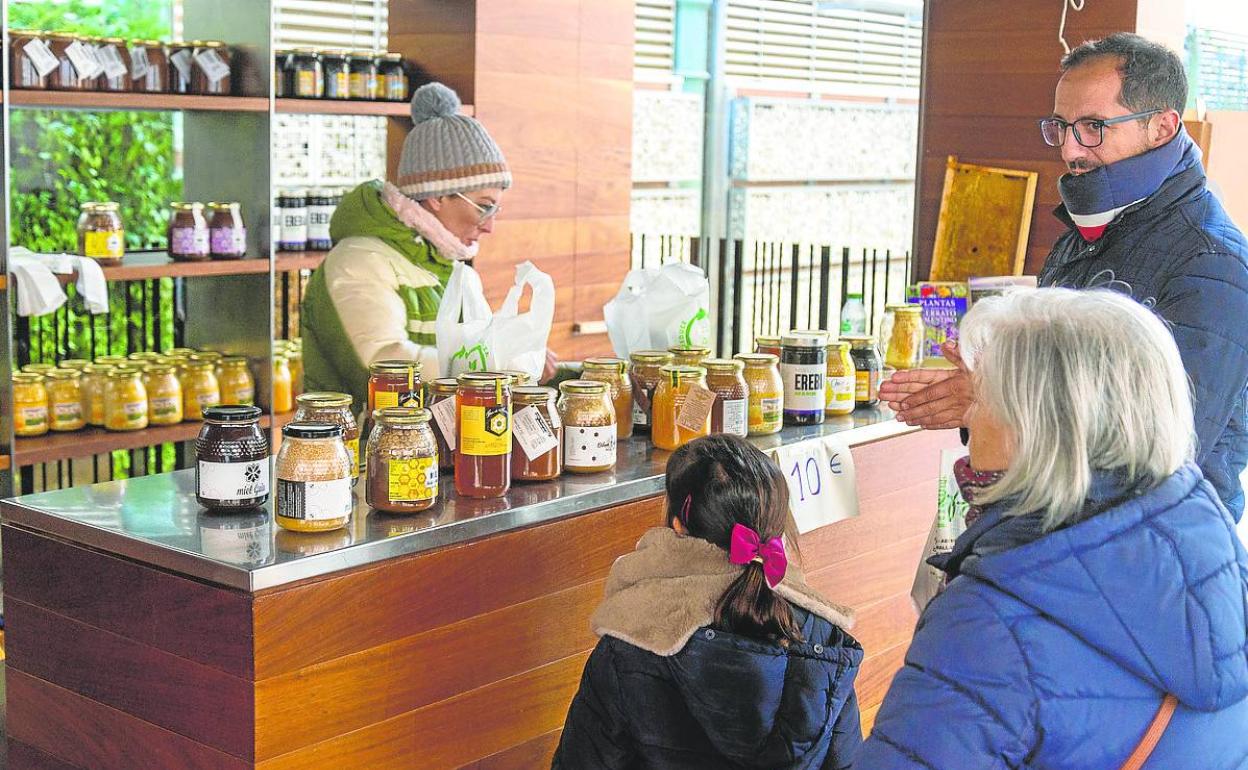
[6, 90, 269, 112]
[13, 414, 283, 467]
[275, 251, 328, 272]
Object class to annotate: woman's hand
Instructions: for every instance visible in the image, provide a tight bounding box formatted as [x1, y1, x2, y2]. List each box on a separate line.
[880, 342, 973, 430]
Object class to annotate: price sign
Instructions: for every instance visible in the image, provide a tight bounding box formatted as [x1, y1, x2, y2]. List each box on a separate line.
[768, 435, 858, 534]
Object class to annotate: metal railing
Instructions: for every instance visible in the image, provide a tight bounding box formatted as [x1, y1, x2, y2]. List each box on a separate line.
[631, 233, 912, 355]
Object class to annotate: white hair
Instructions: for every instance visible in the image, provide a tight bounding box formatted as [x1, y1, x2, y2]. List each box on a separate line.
[959, 287, 1195, 530]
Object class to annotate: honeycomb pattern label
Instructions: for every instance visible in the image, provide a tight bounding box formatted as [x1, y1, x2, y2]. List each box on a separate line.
[387, 457, 438, 502]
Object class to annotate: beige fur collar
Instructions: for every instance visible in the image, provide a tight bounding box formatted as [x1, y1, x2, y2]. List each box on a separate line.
[380, 182, 474, 262]
[591, 527, 855, 657]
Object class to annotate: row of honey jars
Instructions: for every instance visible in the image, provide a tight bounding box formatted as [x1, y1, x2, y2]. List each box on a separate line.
[11, 33, 233, 94]
[755, 332, 886, 412]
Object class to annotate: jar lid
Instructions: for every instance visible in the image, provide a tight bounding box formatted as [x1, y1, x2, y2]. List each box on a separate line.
[733, 352, 778, 366]
[141, 40, 165, 47]
[93, 202, 121, 212]
[58, 358, 91, 369]
[630, 350, 673, 364]
[374, 406, 431, 425]
[348, 50, 375, 60]
[207, 201, 238, 209]
[128, 351, 162, 360]
[513, 385, 556, 403]
[221, 356, 249, 367]
[95, 355, 129, 365]
[658, 365, 706, 382]
[103, 37, 126, 44]
[171, 201, 203, 211]
[204, 405, 264, 423]
[283, 421, 344, 439]
[167, 347, 197, 356]
[186, 360, 215, 371]
[382, 52, 403, 61]
[370, 359, 421, 375]
[143, 363, 175, 374]
[841, 334, 878, 347]
[296, 391, 352, 408]
[45, 369, 80, 380]
[107, 367, 143, 378]
[202, 41, 226, 48]
[12, 372, 44, 384]
[81, 364, 112, 375]
[457, 372, 511, 387]
[754, 335, 782, 346]
[21, 363, 56, 373]
[431, 377, 459, 393]
[320, 49, 348, 56]
[583, 357, 627, 373]
[668, 345, 711, 356]
[187, 40, 207, 46]
[559, 379, 608, 395]
[894, 304, 924, 315]
[781, 331, 830, 348]
[703, 358, 744, 373]
[190, 351, 222, 361]
[826, 340, 851, 351]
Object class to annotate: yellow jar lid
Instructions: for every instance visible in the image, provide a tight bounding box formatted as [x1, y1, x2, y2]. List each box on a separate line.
[12, 372, 44, 384]
[45, 369, 81, 380]
[559, 379, 609, 395]
[143, 364, 175, 374]
[369, 359, 421, 375]
[221, 356, 250, 368]
[58, 358, 91, 370]
[668, 345, 711, 356]
[456, 372, 511, 387]
[373, 406, 431, 425]
[733, 353, 778, 366]
[430, 377, 459, 394]
[703, 358, 744, 373]
[21, 363, 57, 374]
[296, 391, 352, 408]
[583, 357, 627, 373]
[513, 385, 556, 404]
[500, 370, 533, 386]
[658, 365, 706, 382]
[630, 350, 674, 365]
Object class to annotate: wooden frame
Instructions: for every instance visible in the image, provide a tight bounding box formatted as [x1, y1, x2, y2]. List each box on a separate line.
[929, 156, 1038, 282]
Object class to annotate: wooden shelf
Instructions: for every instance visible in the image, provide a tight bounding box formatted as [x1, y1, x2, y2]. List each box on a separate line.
[276, 251, 327, 272]
[7, 90, 268, 113]
[276, 98, 410, 117]
[0, 455, 10, 472]
[7, 253, 271, 287]
[14, 415, 274, 467]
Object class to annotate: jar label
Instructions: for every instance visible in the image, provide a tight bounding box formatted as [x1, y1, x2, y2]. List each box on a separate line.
[277, 477, 352, 521]
[750, 395, 783, 429]
[296, 70, 318, 97]
[720, 398, 748, 436]
[374, 389, 421, 410]
[171, 226, 210, 256]
[564, 425, 616, 469]
[193, 48, 231, 85]
[18, 406, 47, 431]
[387, 457, 438, 502]
[53, 401, 83, 425]
[350, 72, 370, 98]
[384, 74, 407, 100]
[128, 45, 151, 80]
[197, 391, 221, 409]
[460, 404, 510, 456]
[97, 44, 129, 79]
[151, 396, 181, 418]
[332, 72, 349, 96]
[211, 226, 246, 256]
[631, 398, 648, 427]
[513, 405, 559, 462]
[65, 39, 102, 79]
[198, 460, 270, 502]
[781, 362, 825, 415]
[24, 39, 60, 79]
[84, 230, 125, 259]
[122, 400, 146, 422]
[223, 387, 254, 406]
[430, 397, 458, 451]
[308, 206, 334, 242]
[170, 48, 193, 81]
[856, 370, 883, 402]
[346, 438, 360, 479]
[827, 375, 855, 408]
[676, 384, 716, 433]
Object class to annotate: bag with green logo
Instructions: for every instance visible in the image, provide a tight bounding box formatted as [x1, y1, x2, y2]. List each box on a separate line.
[435, 260, 554, 380]
[604, 262, 711, 357]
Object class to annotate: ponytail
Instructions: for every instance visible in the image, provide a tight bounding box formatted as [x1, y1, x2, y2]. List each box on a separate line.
[666, 434, 805, 645]
[715, 561, 804, 644]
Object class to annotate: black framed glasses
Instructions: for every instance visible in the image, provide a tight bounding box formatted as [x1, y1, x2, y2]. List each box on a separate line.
[1038, 109, 1163, 148]
[454, 192, 501, 224]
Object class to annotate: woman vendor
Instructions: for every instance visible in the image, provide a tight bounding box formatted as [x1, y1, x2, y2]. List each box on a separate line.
[300, 81, 554, 411]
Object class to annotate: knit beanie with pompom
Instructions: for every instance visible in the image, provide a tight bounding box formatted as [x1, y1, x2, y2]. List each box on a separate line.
[394, 82, 512, 200]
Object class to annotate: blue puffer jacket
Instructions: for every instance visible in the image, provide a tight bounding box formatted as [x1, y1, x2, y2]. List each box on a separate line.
[1038, 139, 1248, 519]
[855, 464, 1248, 769]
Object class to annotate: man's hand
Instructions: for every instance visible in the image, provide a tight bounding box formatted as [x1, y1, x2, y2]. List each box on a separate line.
[879, 341, 973, 430]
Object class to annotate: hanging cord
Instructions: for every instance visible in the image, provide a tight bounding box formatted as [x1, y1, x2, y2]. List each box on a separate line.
[1059, 0, 1087, 56]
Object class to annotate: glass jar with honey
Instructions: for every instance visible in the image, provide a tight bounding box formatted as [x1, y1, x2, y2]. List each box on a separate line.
[511, 386, 562, 482]
[183, 359, 221, 420]
[557, 380, 616, 474]
[145, 363, 184, 425]
[13, 372, 50, 437]
[651, 365, 711, 451]
[427, 377, 459, 472]
[668, 345, 711, 368]
[629, 350, 673, 435]
[218, 356, 256, 405]
[104, 368, 149, 431]
[734, 353, 783, 436]
[46, 369, 86, 432]
[581, 357, 633, 439]
[454, 372, 512, 498]
[703, 358, 749, 436]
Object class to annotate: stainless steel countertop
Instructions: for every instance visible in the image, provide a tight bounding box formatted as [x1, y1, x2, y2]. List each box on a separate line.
[1, 410, 916, 592]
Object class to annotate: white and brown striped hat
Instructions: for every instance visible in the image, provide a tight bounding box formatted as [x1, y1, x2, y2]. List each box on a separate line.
[395, 82, 512, 200]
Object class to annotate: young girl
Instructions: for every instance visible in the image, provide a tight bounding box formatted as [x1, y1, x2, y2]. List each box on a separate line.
[553, 434, 864, 769]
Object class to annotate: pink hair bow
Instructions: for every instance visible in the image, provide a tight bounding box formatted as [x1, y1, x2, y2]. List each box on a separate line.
[728, 523, 788, 589]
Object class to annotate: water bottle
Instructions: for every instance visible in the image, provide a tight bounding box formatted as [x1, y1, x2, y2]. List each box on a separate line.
[840, 293, 867, 335]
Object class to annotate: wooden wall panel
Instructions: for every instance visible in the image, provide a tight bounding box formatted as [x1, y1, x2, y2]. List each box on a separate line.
[6, 670, 251, 770]
[0, 524, 254, 678]
[7, 740, 87, 770]
[466, 730, 563, 769]
[914, 0, 1147, 278]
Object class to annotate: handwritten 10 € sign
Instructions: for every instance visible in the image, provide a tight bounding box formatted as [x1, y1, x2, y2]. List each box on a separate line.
[768, 435, 859, 534]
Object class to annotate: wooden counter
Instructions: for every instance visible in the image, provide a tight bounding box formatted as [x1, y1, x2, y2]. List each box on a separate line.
[1, 415, 961, 768]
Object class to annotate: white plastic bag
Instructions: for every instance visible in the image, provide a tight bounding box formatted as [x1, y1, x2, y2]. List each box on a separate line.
[603, 262, 711, 357]
[435, 260, 555, 380]
[910, 449, 970, 613]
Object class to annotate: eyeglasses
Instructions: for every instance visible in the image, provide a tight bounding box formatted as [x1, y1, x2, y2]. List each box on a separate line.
[1038, 109, 1163, 148]
[454, 192, 501, 224]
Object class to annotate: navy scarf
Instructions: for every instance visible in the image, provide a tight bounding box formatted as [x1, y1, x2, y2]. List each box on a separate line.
[1058, 127, 1199, 242]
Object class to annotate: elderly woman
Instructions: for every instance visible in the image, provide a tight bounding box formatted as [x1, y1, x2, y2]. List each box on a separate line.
[856, 288, 1248, 769]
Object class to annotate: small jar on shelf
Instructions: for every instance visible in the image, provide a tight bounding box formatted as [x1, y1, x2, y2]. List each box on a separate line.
[628, 350, 673, 435]
[580, 357, 633, 439]
[320, 50, 350, 99]
[46, 369, 86, 432]
[704, 358, 749, 437]
[47, 33, 94, 91]
[273, 354, 294, 413]
[454, 372, 512, 498]
[190, 40, 231, 95]
[169, 202, 210, 261]
[277, 190, 308, 252]
[96, 37, 132, 93]
[287, 50, 322, 98]
[427, 377, 459, 471]
[12, 30, 54, 90]
[13, 373, 50, 437]
[80, 364, 112, 427]
[377, 53, 409, 101]
[734, 353, 783, 436]
[183, 359, 222, 420]
[510, 386, 562, 482]
[651, 365, 711, 451]
[208, 202, 247, 259]
[77, 202, 125, 264]
[145, 363, 184, 425]
[348, 52, 377, 99]
[219, 357, 256, 406]
[104, 367, 149, 432]
[130, 40, 168, 94]
[167, 41, 194, 94]
[558, 380, 617, 474]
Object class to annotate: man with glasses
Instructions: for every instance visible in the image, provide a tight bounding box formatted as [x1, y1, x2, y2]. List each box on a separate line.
[883, 33, 1248, 519]
[300, 82, 558, 412]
